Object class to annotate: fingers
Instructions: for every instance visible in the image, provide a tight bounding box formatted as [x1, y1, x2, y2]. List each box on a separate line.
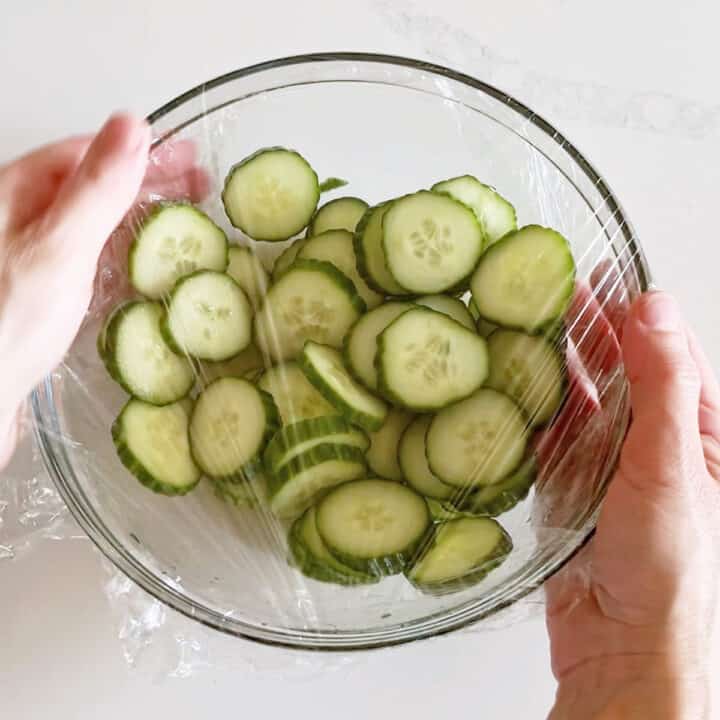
[45, 113, 150, 272]
[1, 135, 91, 179]
[686, 328, 720, 443]
[619, 291, 703, 492]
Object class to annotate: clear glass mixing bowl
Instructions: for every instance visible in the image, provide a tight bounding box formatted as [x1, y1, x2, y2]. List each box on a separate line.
[31, 53, 649, 649]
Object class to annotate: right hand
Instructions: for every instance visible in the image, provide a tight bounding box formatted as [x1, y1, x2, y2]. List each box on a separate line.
[546, 291, 720, 719]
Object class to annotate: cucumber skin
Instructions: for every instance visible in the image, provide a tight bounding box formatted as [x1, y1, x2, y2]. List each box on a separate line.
[100, 301, 195, 405]
[128, 202, 229, 295]
[264, 416, 368, 473]
[272, 238, 307, 280]
[380, 191, 485, 295]
[221, 147, 320, 241]
[213, 476, 263, 508]
[375, 306, 489, 412]
[189, 379, 281, 482]
[352, 202, 408, 296]
[159, 270, 252, 361]
[317, 481, 431, 577]
[111, 399, 201, 496]
[462, 456, 538, 516]
[288, 512, 379, 586]
[298, 344, 387, 432]
[407, 520, 513, 595]
[470, 225, 576, 334]
[267, 443, 367, 499]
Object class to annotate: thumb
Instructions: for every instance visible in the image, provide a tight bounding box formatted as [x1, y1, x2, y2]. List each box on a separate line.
[619, 291, 703, 493]
[45, 113, 150, 272]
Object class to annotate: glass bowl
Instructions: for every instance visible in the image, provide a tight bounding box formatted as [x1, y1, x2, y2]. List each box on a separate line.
[32, 53, 649, 649]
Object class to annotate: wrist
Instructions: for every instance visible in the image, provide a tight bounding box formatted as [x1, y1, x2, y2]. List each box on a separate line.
[549, 655, 709, 720]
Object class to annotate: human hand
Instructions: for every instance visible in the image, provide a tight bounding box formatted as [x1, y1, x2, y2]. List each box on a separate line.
[0, 113, 208, 468]
[546, 290, 720, 719]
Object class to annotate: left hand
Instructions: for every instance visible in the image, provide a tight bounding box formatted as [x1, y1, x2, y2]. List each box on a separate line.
[0, 113, 206, 467]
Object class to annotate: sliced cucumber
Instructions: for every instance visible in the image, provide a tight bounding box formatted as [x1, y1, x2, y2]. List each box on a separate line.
[299, 341, 388, 432]
[254, 259, 365, 362]
[112, 398, 200, 495]
[377, 307, 489, 411]
[189, 377, 279, 481]
[226, 246, 269, 309]
[343, 301, 415, 391]
[298, 229, 383, 309]
[486, 330, 566, 426]
[365, 408, 415, 482]
[407, 517, 512, 593]
[398, 416, 454, 501]
[471, 225, 575, 333]
[289, 507, 379, 585]
[353, 202, 408, 295]
[162, 271, 252, 362]
[222, 147, 319, 241]
[316, 479, 430, 575]
[264, 416, 369, 473]
[197, 343, 265, 387]
[425, 498, 478, 522]
[213, 474, 266, 508]
[476, 317, 499, 337]
[268, 444, 366, 520]
[307, 196, 369, 236]
[464, 455, 537, 517]
[426, 388, 528, 488]
[272, 238, 306, 280]
[415, 294, 475, 331]
[100, 301, 194, 405]
[432, 175, 517, 246]
[128, 203, 228, 299]
[257, 361, 336, 424]
[382, 191, 484, 294]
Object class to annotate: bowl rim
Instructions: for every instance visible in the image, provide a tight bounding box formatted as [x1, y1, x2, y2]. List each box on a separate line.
[33, 51, 648, 651]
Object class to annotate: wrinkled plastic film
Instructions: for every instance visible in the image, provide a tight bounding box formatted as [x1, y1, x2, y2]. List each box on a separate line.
[3, 55, 646, 674]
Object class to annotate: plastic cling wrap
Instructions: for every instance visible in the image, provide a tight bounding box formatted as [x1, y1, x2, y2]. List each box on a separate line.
[2, 54, 648, 671]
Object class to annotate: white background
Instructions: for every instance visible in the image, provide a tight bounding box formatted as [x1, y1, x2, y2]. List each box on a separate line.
[1, 1, 719, 717]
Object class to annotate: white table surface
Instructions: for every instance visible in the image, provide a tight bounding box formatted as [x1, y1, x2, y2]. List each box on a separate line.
[2, 1, 719, 717]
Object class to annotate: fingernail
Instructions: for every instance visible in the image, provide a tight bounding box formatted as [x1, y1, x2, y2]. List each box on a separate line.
[639, 291, 682, 331]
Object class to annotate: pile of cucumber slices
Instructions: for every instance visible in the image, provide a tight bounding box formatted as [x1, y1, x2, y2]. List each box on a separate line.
[98, 146, 575, 594]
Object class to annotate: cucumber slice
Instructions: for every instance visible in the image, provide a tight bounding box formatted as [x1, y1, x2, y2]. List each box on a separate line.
[353, 202, 408, 295]
[432, 175, 517, 246]
[407, 517, 512, 593]
[112, 398, 200, 495]
[226, 246, 269, 309]
[382, 191, 484, 294]
[425, 498, 477, 522]
[197, 343, 265, 387]
[100, 301, 194, 405]
[289, 507, 379, 585]
[222, 147, 319, 241]
[189, 377, 279, 481]
[464, 455, 537, 517]
[307, 196, 369, 236]
[268, 444, 366, 520]
[415, 294, 475, 331]
[299, 341, 388, 432]
[257, 361, 336, 424]
[264, 416, 369, 473]
[316, 479, 431, 575]
[298, 229, 383, 309]
[162, 271, 253, 361]
[213, 474, 267, 508]
[486, 330, 566, 426]
[476, 317, 499, 338]
[254, 259, 365, 362]
[470, 225, 575, 333]
[365, 408, 415, 482]
[128, 203, 228, 299]
[398, 416, 454, 501]
[426, 388, 528, 488]
[272, 238, 307, 280]
[377, 307, 489, 411]
[343, 301, 415, 391]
